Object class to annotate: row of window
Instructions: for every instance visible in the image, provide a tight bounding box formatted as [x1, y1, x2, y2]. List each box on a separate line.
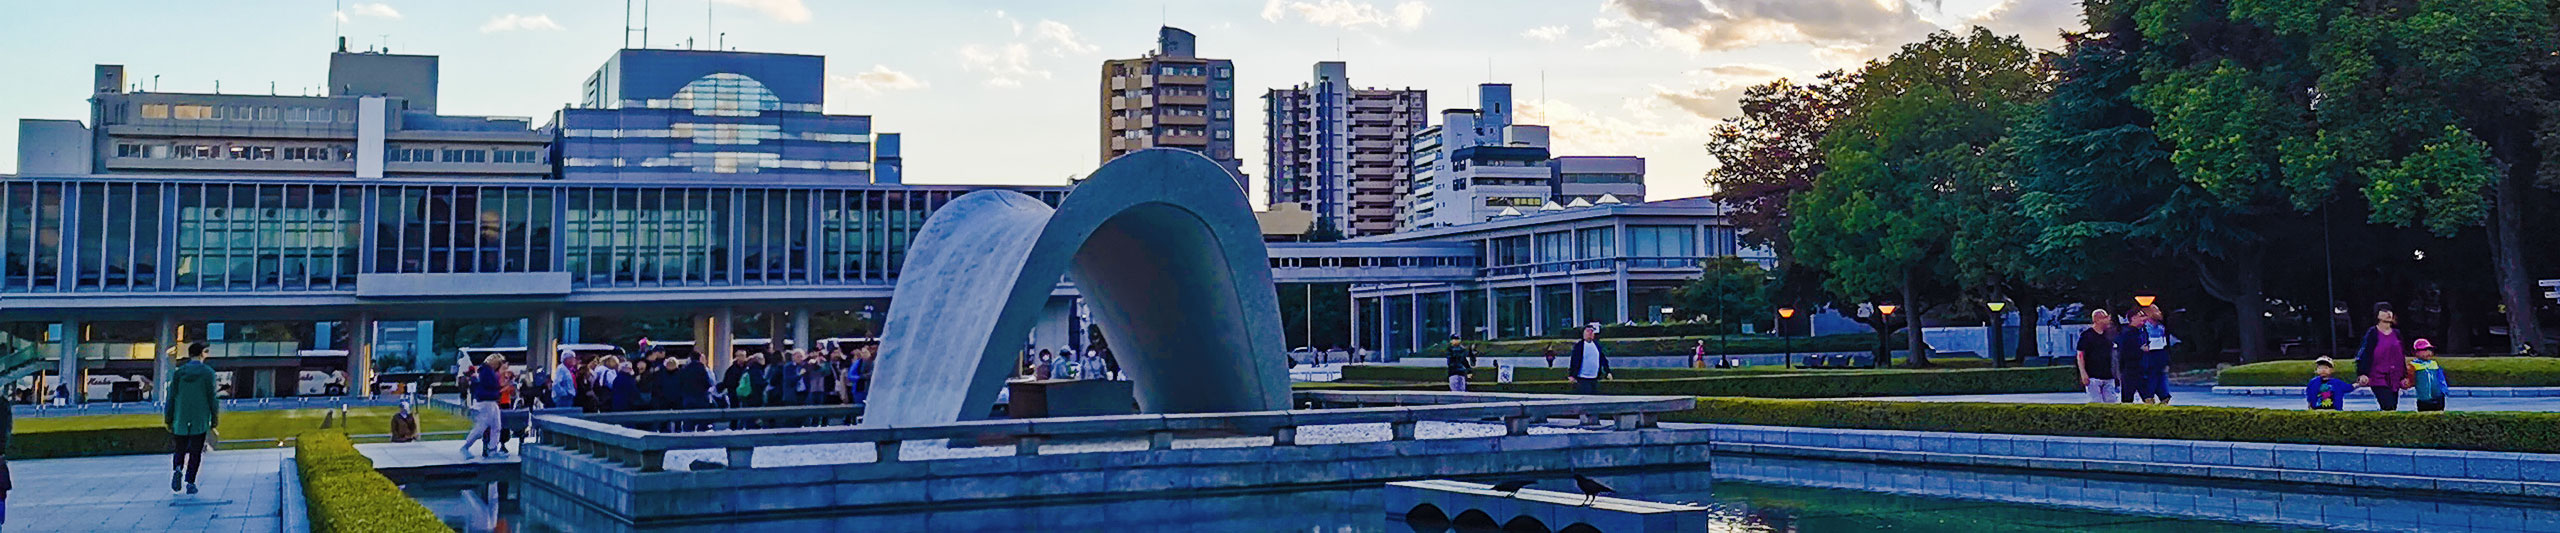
[1268, 256, 1474, 269]
[387, 147, 544, 164]
[116, 142, 349, 162]
[136, 103, 350, 124]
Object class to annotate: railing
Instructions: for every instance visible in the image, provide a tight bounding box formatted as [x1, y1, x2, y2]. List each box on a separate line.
[533, 391, 1693, 473]
[1481, 257, 1709, 278]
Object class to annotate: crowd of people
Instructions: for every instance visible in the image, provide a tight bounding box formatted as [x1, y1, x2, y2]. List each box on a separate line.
[449, 342, 882, 456]
[2077, 302, 2455, 412]
[1020, 345, 1118, 381]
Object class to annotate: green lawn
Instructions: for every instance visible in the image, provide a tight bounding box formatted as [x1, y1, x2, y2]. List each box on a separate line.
[19, 406, 472, 449]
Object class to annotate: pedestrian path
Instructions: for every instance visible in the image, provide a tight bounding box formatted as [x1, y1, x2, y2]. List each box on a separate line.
[10, 448, 287, 533]
[1834, 386, 2560, 412]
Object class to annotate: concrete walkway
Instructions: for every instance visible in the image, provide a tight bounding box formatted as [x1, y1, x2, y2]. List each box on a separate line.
[9, 448, 287, 533]
[357, 440, 519, 473]
[1837, 386, 2560, 412]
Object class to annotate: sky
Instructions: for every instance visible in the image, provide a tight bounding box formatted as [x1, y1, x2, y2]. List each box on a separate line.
[0, 0, 2084, 205]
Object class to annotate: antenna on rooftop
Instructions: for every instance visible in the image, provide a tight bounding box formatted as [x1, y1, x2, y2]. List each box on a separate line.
[707, 0, 714, 50]
[624, 0, 651, 49]
[332, 0, 342, 46]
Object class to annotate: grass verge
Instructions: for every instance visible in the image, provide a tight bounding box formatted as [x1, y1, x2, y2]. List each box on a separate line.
[2217, 357, 2560, 387]
[295, 431, 451, 533]
[1665, 397, 2560, 453]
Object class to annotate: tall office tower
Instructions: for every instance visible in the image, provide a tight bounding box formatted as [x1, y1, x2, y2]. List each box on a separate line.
[1098, 27, 1244, 188]
[1264, 62, 1426, 237]
[552, 49, 901, 183]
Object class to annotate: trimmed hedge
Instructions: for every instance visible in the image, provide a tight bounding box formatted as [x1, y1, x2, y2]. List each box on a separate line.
[1317, 366, 2076, 398]
[2218, 357, 2560, 387]
[1665, 397, 2560, 454]
[296, 432, 450, 533]
[1468, 333, 1879, 357]
[7, 420, 171, 459]
[1341, 365, 1811, 383]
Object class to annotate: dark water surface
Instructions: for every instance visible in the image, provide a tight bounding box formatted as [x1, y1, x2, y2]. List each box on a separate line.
[404, 454, 2553, 532]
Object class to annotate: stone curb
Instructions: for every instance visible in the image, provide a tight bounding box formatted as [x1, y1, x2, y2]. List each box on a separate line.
[2210, 386, 2560, 397]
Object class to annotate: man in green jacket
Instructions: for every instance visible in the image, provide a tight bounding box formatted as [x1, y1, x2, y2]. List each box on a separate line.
[165, 342, 219, 495]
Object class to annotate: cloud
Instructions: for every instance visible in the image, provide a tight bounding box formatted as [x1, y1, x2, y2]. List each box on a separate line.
[1522, 25, 1569, 42]
[1260, 0, 1431, 31]
[833, 65, 928, 93]
[1521, 97, 1710, 159]
[1599, 0, 1941, 53]
[334, 2, 399, 22]
[1964, 0, 2080, 49]
[1030, 20, 1098, 55]
[959, 43, 1045, 88]
[1689, 63, 1789, 91]
[715, 0, 813, 24]
[479, 14, 563, 33]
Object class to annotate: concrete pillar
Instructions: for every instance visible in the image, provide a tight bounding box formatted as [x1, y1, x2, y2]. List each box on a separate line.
[1528, 285, 1545, 337]
[1613, 273, 1631, 328]
[713, 307, 738, 366]
[57, 319, 81, 403]
[1407, 293, 1421, 355]
[1571, 282, 1587, 328]
[791, 307, 813, 355]
[1348, 296, 1363, 351]
[1484, 287, 1499, 340]
[764, 311, 785, 351]
[691, 313, 716, 361]
[1445, 290, 1461, 342]
[531, 309, 560, 371]
[349, 313, 375, 398]
[154, 315, 175, 402]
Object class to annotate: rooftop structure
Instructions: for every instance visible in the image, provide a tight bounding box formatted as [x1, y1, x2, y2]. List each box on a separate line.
[1098, 27, 1244, 188]
[554, 49, 900, 183]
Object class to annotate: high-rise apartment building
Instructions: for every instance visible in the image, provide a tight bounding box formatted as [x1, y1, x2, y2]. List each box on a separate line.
[553, 49, 901, 183]
[1264, 62, 1426, 237]
[1403, 84, 1644, 231]
[1099, 27, 1243, 188]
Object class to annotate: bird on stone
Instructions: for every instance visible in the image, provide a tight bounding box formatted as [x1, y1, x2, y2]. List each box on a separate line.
[1488, 479, 1537, 495]
[1571, 473, 1614, 506]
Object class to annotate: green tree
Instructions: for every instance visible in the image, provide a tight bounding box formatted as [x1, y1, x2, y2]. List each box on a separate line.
[1674, 257, 1772, 334]
[2118, 0, 2560, 356]
[1791, 27, 2051, 367]
[1706, 72, 1858, 257]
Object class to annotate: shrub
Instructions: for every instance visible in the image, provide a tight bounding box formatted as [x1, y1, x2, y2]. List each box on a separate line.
[2217, 357, 2560, 387]
[1665, 397, 2560, 454]
[296, 431, 450, 533]
[1467, 333, 1879, 358]
[1319, 366, 2075, 398]
[8, 421, 170, 459]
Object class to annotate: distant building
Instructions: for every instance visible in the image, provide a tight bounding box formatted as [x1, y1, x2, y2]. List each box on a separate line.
[1401, 84, 1645, 231]
[20, 50, 549, 180]
[1264, 61, 1427, 238]
[552, 49, 900, 183]
[1098, 27, 1244, 188]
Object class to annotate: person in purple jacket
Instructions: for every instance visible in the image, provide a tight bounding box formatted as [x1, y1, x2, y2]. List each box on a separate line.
[2353, 304, 2412, 411]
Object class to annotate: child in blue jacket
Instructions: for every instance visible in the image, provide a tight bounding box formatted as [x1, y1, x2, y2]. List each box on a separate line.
[2306, 357, 2355, 410]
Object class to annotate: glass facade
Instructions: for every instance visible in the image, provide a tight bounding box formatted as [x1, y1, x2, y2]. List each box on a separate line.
[0, 177, 1064, 295]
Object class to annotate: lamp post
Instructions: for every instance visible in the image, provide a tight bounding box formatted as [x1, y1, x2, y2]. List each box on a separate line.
[1777, 306, 1797, 369]
[2133, 292, 2157, 309]
[1877, 303, 1899, 368]
[1985, 300, 2009, 368]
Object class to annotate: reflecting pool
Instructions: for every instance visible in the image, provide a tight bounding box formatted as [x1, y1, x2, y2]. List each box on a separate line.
[404, 454, 2555, 532]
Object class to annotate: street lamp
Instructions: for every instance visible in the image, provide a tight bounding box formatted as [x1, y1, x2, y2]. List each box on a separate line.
[2133, 292, 2157, 308]
[1984, 300, 2009, 368]
[1777, 306, 1797, 368]
[1876, 303, 1899, 368]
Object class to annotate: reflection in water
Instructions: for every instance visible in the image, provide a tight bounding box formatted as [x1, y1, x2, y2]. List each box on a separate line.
[403, 455, 2557, 532]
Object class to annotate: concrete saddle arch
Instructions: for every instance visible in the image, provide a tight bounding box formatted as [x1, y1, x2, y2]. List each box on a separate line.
[863, 149, 1291, 426]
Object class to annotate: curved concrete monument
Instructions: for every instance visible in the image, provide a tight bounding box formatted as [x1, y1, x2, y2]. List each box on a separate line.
[863, 149, 1291, 426]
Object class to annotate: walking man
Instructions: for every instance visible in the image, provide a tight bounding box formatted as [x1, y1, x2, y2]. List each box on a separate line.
[1569, 324, 1612, 395]
[165, 342, 219, 494]
[460, 353, 507, 458]
[2074, 309, 2122, 403]
[1444, 333, 1476, 392]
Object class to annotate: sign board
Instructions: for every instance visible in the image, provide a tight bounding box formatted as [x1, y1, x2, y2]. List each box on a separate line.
[2545, 279, 2559, 301]
[1497, 362, 1516, 384]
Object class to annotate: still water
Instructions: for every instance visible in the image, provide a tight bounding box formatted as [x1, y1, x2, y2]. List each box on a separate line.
[406, 454, 2553, 532]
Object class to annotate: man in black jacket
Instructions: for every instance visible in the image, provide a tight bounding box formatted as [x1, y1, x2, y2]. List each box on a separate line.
[720, 351, 765, 408]
[1567, 324, 1612, 395]
[1444, 333, 1477, 392]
